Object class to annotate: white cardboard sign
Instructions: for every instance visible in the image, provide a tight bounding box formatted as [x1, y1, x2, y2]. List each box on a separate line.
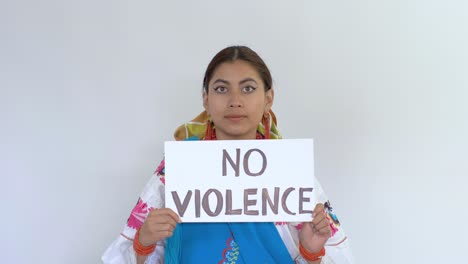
[164, 139, 317, 222]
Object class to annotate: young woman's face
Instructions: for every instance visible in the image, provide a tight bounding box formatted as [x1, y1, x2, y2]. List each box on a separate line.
[203, 60, 273, 140]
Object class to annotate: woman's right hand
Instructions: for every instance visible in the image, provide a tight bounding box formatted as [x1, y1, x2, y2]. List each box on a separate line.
[137, 208, 181, 246]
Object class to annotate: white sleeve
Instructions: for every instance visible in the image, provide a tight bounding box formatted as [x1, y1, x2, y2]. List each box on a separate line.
[102, 173, 166, 264]
[276, 178, 355, 264]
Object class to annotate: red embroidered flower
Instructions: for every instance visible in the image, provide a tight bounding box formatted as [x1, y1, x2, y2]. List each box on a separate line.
[127, 198, 153, 229]
[159, 176, 165, 185]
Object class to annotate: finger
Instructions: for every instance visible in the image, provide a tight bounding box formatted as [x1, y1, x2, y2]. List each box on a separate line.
[155, 229, 175, 239]
[311, 211, 326, 226]
[153, 223, 176, 233]
[310, 221, 330, 235]
[317, 225, 332, 236]
[143, 221, 177, 240]
[314, 216, 331, 232]
[312, 203, 325, 216]
[144, 229, 176, 243]
[150, 215, 178, 229]
[146, 208, 158, 217]
[148, 208, 181, 225]
[147, 208, 165, 220]
[155, 208, 182, 223]
[139, 221, 174, 245]
[314, 218, 330, 230]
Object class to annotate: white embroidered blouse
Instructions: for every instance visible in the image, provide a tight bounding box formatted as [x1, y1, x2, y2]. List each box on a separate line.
[102, 170, 354, 264]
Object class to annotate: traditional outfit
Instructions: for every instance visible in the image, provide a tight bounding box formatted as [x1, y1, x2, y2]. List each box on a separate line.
[102, 111, 354, 264]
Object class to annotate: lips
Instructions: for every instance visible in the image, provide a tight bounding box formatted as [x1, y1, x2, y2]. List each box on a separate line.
[225, 114, 247, 121]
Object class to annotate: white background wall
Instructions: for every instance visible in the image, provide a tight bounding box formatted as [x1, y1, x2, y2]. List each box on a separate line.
[1, 0, 467, 263]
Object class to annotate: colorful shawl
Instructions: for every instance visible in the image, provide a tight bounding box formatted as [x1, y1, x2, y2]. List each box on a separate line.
[165, 110, 293, 263]
[173, 110, 282, 141]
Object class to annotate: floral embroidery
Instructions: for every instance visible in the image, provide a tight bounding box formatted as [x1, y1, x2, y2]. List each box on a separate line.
[275, 222, 287, 226]
[155, 159, 165, 175]
[294, 223, 303, 231]
[155, 160, 166, 185]
[219, 237, 240, 264]
[324, 201, 340, 236]
[159, 176, 165, 185]
[127, 198, 153, 229]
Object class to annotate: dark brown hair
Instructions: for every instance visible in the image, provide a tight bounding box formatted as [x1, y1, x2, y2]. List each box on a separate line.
[203, 46, 272, 93]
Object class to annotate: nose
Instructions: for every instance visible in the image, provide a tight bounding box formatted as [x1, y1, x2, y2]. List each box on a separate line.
[230, 102, 242, 107]
[229, 93, 243, 108]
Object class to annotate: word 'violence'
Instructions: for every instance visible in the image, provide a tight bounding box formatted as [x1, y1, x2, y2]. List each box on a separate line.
[171, 187, 313, 218]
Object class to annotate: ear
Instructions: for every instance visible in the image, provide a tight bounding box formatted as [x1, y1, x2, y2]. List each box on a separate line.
[264, 88, 274, 114]
[203, 91, 209, 113]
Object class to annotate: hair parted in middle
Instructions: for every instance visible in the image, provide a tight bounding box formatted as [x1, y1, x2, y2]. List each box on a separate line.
[202, 46, 273, 93]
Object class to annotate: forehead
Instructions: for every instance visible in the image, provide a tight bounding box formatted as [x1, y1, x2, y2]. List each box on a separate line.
[210, 60, 262, 83]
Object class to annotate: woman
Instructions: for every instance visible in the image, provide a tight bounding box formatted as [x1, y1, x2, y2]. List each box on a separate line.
[102, 46, 353, 263]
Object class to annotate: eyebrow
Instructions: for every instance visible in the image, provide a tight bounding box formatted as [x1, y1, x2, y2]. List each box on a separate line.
[240, 78, 258, 85]
[212, 78, 258, 85]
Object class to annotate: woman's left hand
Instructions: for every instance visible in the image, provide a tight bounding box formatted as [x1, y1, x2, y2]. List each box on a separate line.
[299, 203, 332, 254]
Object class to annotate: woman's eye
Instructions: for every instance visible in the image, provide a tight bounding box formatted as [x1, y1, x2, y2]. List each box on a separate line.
[242, 86, 256, 93]
[214, 86, 227, 93]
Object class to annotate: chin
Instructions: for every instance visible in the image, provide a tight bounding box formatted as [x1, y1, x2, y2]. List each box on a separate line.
[217, 123, 257, 139]
[227, 130, 257, 140]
